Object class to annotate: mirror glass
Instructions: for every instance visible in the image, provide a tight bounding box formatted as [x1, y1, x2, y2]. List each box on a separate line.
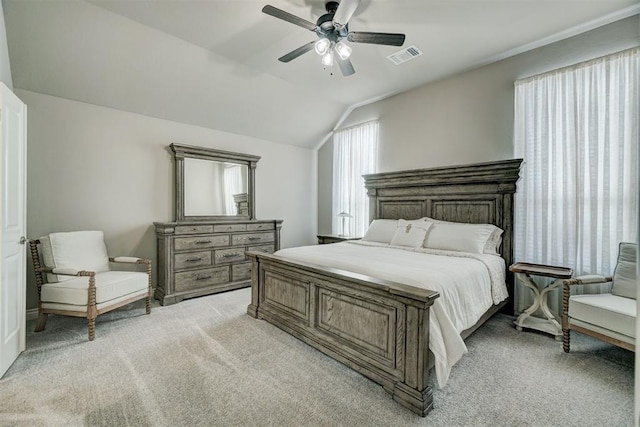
[183, 158, 249, 216]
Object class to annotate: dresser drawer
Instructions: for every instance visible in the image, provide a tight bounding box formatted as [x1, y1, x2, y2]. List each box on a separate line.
[175, 235, 229, 251]
[232, 232, 274, 246]
[174, 251, 212, 270]
[174, 266, 229, 292]
[248, 244, 275, 254]
[214, 223, 247, 233]
[246, 223, 274, 231]
[232, 262, 252, 281]
[175, 225, 214, 235]
[214, 248, 246, 264]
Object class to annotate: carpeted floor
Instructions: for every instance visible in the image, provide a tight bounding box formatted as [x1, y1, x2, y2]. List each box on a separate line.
[0, 288, 633, 426]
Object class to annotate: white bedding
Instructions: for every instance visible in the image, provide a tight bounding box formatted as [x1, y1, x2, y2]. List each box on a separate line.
[274, 240, 507, 387]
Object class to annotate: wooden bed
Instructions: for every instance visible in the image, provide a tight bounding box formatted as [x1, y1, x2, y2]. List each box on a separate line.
[246, 159, 522, 416]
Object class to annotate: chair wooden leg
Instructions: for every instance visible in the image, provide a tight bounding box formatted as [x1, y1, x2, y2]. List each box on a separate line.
[145, 260, 152, 315]
[86, 273, 97, 341]
[34, 311, 48, 332]
[88, 318, 96, 341]
[563, 328, 570, 353]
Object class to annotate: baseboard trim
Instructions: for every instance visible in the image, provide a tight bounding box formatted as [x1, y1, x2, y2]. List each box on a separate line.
[26, 308, 39, 321]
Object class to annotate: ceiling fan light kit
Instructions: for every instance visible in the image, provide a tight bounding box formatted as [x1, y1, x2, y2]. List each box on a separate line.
[315, 38, 331, 55]
[335, 41, 352, 60]
[321, 50, 334, 67]
[262, 0, 406, 77]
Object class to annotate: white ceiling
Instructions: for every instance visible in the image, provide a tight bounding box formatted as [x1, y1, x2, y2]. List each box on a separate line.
[4, 0, 639, 148]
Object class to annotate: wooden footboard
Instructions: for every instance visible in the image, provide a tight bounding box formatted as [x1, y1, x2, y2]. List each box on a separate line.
[246, 251, 440, 416]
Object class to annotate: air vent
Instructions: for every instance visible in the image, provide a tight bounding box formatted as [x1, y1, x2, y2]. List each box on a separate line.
[387, 45, 423, 65]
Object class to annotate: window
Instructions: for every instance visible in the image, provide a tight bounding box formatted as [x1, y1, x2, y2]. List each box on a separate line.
[513, 48, 639, 311]
[332, 121, 379, 237]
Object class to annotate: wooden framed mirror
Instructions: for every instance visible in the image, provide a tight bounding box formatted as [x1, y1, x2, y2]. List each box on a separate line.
[171, 143, 260, 221]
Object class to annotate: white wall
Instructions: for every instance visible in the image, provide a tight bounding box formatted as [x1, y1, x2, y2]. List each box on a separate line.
[19, 89, 317, 309]
[317, 15, 640, 234]
[0, 1, 12, 90]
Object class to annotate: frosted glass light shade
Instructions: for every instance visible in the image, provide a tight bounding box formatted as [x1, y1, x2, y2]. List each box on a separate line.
[335, 41, 352, 60]
[321, 51, 334, 67]
[314, 38, 330, 55]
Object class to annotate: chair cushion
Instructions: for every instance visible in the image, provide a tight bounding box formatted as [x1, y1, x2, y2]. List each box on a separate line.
[610, 242, 637, 300]
[41, 231, 110, 283]
[569, 293, 636, 338]
[41, 288, 149, 314]
[40, 271, 148, 306]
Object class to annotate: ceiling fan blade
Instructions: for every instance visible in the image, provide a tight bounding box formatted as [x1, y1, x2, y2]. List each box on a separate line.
[278, 41, 316, 63]
[347, 32, 405, 46]
[336, 57, 355, 77]
[333, 0, 360, 29]
[262, 5, 317, 31]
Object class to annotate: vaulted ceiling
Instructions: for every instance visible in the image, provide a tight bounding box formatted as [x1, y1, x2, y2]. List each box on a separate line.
[4, 0, 638, 148]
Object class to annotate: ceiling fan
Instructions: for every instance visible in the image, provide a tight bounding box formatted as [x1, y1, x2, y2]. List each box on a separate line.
[262, 0, 406, 76]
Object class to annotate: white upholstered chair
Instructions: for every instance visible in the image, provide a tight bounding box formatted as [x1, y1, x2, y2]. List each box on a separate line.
[562, 242, 637, 353]
[28, 230, 152, 341]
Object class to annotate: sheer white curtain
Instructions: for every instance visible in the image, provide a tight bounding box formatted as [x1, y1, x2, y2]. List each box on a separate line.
[332, 121, 379, 237]
[514, 47, 639, 314]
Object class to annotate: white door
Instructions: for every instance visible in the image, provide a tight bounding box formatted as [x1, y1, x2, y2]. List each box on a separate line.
[0, 83, 27, 378]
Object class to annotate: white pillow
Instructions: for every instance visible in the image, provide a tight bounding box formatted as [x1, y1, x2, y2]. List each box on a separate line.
[390, 219, 433, 248]
[484, 230, 503, 255]
[423, 217, 503, 255]
[423, 222, 500, 254]
[362, 219, 399, 244]
[41, 230, 110, 283]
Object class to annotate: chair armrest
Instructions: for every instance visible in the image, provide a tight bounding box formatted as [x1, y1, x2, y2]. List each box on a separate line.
[562, 274, 614, 330]
[109, 257, 151, 265]
[563, 275, 613, 286]
[38, 267, 96, 277]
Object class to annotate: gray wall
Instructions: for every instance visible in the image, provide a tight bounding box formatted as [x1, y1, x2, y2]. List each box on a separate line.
[20, 89, 317, 310]
[317, 16, 640, 234]
[0, 1, 12, 90]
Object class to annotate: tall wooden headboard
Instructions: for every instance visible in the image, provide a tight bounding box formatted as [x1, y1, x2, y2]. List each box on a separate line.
[363, 159, 523, 312]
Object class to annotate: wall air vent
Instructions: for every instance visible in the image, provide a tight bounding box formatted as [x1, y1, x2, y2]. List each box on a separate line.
[387, 45, 423, 65]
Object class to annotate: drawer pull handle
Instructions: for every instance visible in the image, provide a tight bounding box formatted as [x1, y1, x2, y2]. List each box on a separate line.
[222, 253, 239, 258]
[248, 237, 261, 241]
[185, 257, 202, 262]
[196, 275, 212, 281]
[195, 240, 212, 244]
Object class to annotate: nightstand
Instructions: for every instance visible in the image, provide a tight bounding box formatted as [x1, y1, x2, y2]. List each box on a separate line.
[317, 234, 361, 245]
[509, 262, 573, 340]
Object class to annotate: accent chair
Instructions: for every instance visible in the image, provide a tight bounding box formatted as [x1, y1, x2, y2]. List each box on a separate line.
[28, 230, 152, 341]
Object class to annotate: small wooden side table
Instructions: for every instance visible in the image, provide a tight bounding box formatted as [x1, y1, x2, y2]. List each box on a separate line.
[317, 234, 361, 245]
[509, 262, 573, 340]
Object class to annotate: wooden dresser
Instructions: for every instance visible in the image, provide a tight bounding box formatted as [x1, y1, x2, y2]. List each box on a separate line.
[154, 219, 282, 305]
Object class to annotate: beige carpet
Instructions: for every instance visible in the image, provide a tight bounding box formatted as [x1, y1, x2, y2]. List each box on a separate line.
[0, 288, 633, 426]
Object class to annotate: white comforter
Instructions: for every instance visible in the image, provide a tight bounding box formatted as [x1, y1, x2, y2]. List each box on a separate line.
[274, 240, 507, 387]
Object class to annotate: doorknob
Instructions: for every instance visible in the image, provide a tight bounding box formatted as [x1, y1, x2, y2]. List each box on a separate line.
[19, 236, 27, 245]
